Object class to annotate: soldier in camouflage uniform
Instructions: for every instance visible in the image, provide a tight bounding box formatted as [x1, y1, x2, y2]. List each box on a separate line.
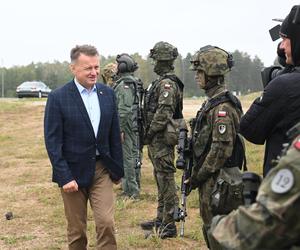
[209, 122, 300, 250]
[114, 54, 142, 198]
[140, 41, 184, 238]
[101, 62, 117, 87]
[188, 45, 244, 247]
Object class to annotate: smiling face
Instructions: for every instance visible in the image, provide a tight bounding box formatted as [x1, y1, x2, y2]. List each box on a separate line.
[70, 53, 100, 89]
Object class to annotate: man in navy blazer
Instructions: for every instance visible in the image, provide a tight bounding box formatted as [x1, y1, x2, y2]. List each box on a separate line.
[44, 44, 123, 250]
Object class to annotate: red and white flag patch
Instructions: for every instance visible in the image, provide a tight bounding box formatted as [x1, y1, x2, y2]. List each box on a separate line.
[294, 138, 300, 150]
[164, 83, 171, 89]
[218, 111, 227, 117]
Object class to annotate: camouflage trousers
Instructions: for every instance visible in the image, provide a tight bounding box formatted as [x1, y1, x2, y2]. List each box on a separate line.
[121, 126, 140, 198]
[148, 146, 179, 225]
[198, 177, 216, 226]
[198, 177, 223, 249]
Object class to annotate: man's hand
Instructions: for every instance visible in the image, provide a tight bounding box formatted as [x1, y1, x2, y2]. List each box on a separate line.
[63, 180, 78, 193]
[121, 132, 125, 143]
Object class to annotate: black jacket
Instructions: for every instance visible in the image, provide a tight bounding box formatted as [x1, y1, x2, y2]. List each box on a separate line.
[240, 68, 300, 176]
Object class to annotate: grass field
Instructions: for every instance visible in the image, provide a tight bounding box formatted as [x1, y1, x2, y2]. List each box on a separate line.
[0, 95, 264, 249]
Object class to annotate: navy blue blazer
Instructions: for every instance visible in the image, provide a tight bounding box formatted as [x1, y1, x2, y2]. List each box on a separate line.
[44, 80, 124, 187]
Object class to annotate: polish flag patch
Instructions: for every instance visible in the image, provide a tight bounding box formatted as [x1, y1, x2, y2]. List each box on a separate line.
[164, 83, 171, 89]
[218, 111, 227, 117]
[294, 138, 300, 150]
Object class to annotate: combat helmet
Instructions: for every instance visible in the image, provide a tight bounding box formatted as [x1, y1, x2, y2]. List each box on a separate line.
[116, 53, 138, 73]
[103, 63, 117, 77]
[190, 45, 234, 76]
[102, 62, 117, 86]
[150, 41, 178, 61]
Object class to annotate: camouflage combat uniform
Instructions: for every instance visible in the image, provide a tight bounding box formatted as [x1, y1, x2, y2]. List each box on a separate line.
[210, 132, 300, 250]
[144, 72, 183, 226]
[191, 85, 243, 229]
[114, 73, 141, 198]
[101, 63, 117, 87]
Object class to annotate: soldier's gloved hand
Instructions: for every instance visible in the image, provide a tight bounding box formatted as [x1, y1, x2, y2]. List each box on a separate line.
[190, 175, 200, 190]
[143, 131, 154, 145]
[185, 175, 200, 190]
[143, 136, 150, 145]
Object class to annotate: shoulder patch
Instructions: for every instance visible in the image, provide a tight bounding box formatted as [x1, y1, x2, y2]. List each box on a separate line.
[163, 91, 169, 98]
[218, 111, 227, 117]
[218, 124, 227, 134]
[271, 168, 294, 194]
[293, 138, 300, 150]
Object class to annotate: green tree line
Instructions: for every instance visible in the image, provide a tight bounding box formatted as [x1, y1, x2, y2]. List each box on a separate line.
[0, 50, 266, 97]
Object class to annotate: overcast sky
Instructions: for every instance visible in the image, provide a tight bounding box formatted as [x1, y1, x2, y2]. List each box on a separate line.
[0, 0, 298, 68]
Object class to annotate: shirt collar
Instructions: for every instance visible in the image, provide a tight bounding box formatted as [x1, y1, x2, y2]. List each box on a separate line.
[74, 78, 97, 94]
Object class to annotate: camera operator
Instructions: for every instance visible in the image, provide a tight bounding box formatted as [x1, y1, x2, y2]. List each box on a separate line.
[240, 5, 300, 177]
[261, 41, 294, 88]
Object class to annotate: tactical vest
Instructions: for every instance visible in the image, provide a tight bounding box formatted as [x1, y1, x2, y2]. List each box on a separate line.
[192, 91, 247, 171]
[144, 74, 184, 127]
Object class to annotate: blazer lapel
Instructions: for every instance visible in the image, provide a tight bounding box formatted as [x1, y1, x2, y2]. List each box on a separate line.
[96, 84, 105, 140]
[69, 81, 95, 138]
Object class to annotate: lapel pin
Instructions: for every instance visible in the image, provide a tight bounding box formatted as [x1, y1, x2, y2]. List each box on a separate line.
[99, 91, 103, 95]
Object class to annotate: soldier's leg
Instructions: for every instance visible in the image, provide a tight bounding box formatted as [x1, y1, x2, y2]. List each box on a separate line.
[198, 180, 215, 248]
[148, 148, 164, 221]
[155, 152, 179, 238]
[154, 168, 164, 222]
[140, 148, 163, 230]
[121, 127, 139, 197]
[156, 171, 178, 225]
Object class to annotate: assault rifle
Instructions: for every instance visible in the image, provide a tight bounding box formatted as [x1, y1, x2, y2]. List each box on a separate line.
[132, 80, 144, 169]
[174, 127, 193, 237]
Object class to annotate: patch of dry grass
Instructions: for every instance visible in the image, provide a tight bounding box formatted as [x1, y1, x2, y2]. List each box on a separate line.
[0, 97, 263, 249]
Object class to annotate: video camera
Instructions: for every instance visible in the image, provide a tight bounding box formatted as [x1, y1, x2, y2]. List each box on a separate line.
[260, 6, 300, 88]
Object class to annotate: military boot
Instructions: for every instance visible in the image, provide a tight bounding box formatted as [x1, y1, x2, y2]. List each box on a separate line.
[159, 223, 177, 239]
[140, 218, 162, 230]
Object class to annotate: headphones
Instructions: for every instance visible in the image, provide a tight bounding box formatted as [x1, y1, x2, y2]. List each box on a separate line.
[116, 53, 138, 73]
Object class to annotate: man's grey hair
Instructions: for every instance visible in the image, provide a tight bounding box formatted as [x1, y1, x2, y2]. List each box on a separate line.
[70, 45, 99, 63]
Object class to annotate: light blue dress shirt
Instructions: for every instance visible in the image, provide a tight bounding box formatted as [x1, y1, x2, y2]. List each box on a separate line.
[74, 78, 101, 139]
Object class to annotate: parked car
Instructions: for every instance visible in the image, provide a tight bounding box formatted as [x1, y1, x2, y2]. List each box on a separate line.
[16, 81, 51, 98]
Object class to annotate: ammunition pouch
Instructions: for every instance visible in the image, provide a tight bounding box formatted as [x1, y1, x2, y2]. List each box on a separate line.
[210, 167, 244, 215]
[164, 118, 187, 146]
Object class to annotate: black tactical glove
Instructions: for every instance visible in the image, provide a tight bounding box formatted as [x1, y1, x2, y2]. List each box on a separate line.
[143, 131, 154, 145]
